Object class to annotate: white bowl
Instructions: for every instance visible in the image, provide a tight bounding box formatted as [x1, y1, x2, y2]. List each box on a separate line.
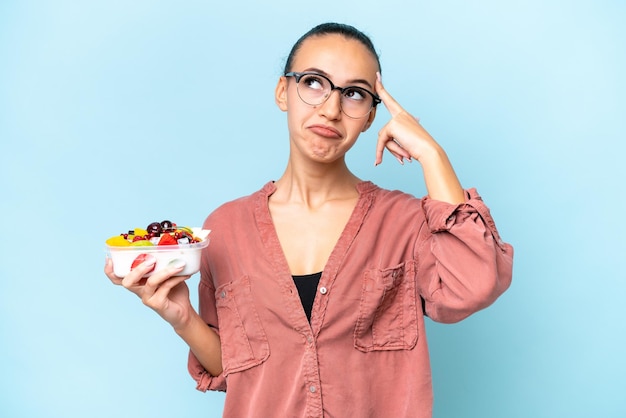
[106, 239, 209, 277]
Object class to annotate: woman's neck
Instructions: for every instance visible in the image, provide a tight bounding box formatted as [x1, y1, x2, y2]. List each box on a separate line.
[272, 158, 361, 209]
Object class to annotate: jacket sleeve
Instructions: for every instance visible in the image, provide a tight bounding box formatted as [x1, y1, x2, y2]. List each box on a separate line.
[415, 188, 513, 323]
[187, 270, 227, 392]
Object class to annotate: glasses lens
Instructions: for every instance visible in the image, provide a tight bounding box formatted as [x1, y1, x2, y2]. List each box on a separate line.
[297, 74, 331, 106]
[340, 87, 374, 118]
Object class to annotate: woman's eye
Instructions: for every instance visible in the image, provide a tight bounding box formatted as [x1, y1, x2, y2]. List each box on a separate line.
[344, 88, 366, 102]
[302, 75, 325, 91]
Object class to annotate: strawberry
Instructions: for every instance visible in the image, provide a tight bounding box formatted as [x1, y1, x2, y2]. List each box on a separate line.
[158, 233, 178, 246]
[131, 253, 156, 273]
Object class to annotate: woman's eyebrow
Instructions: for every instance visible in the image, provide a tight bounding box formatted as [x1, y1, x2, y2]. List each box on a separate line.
[302, 67, 374, 89]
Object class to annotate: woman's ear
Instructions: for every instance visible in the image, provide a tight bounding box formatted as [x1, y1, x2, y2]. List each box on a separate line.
[275, 77, 288, 112]
[362, 107, 377, 132]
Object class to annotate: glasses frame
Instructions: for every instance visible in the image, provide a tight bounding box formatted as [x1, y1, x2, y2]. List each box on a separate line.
[284, 71, 381, 118]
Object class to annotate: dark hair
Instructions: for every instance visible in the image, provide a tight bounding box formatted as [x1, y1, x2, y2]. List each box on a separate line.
[283, 22, 381, 74]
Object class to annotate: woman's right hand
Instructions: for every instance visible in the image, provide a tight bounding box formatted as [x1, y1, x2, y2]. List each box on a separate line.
[105, 257, 194, 330]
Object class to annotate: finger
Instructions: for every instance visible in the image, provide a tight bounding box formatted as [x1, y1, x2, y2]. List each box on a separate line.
[121, 257, 157, 289]
[143, 275, 190, 309]
[383, 142, 412, 165]
[375, 121, 392, 165]
[375, 138, 411, 165]
[142, 260, 187, 294]
[385, 138, 411, 158]
[375, 122, 412, 165]
[375, 72, 405, 117]
[374, 135, 387, 166]
[386, 140, 412, 162]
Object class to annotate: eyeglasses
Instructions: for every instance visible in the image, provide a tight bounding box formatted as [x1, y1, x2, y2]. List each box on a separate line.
[284, 72, 381, 119]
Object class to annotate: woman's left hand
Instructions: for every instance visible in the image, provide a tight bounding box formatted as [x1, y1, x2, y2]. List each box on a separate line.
[374, 72, 441, 166]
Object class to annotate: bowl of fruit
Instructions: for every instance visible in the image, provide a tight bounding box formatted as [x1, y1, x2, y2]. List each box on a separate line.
[106, 219, 210, 277]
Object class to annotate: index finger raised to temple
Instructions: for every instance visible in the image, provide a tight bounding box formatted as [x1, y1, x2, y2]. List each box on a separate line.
[375, 72, 404, 116]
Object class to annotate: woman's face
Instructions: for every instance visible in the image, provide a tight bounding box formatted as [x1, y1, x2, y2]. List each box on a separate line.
[275, 34, 379, 164]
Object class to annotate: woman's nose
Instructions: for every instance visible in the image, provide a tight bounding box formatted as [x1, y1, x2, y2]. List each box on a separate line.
[317, 89, 342, 119]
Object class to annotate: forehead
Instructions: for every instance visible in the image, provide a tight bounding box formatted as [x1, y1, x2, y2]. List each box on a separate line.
[291, 34, 379, 80]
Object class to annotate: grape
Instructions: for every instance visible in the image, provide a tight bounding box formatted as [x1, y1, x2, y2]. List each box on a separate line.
[160, 220, 174, 231]
[147, 222, 163, 234]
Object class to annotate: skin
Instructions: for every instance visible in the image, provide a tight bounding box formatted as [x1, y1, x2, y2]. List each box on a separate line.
[104, 32, 465, 377]
[272, 34, 464, 274]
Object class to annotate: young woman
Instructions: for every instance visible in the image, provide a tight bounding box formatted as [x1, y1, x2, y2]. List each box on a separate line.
[106, 22, 513, 418]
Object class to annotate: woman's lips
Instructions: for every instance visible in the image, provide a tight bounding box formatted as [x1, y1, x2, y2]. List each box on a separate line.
[308, 124, 342, 139]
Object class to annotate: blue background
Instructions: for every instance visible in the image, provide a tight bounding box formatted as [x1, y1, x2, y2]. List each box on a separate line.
[1, 1, 624, 417]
